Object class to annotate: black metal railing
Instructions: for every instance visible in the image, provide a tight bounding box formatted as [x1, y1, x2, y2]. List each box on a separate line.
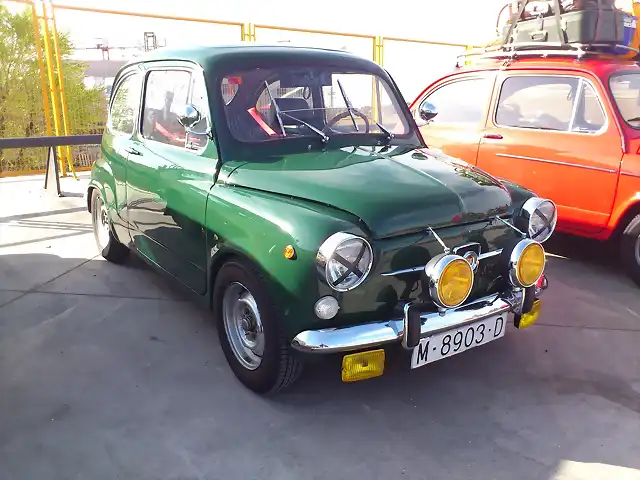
[0, 134, 102, 196]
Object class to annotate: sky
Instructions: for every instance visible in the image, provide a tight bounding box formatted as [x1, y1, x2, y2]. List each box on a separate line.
[6, 0, 510, 99]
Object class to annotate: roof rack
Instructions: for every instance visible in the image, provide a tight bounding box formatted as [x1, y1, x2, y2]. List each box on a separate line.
[457, 0, 639, 67]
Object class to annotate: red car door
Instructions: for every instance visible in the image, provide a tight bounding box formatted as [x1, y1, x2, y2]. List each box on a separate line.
[411, 72, 496, 165]
[476, 70, 622, 234]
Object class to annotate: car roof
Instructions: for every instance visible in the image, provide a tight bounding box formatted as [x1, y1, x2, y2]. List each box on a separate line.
[454, 56, 640, 77]
[122, 44, 376, 74]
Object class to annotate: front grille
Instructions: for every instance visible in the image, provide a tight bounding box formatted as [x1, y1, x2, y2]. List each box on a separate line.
[335, 220, 520, 322]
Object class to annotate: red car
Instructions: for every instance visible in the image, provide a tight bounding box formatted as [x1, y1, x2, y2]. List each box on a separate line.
[410, 54, 640, 285]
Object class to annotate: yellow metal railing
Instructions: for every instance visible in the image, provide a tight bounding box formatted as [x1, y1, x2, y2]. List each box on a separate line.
[0, 0, 477, 176]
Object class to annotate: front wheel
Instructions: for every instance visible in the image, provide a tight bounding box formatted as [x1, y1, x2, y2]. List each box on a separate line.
[91, 189, 129, 264]
[620, 213, 640, 287]
[213, 259, 302, 394]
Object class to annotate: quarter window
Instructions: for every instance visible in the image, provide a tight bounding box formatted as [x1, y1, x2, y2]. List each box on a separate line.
[187, 74, 211, 149]
[109, 73, 142, 135]
[421, 78, 492, 125]
[496, 76, 606, 133]
[142, 70, 191, 147]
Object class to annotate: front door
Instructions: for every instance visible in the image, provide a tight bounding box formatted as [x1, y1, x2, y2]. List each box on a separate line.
[126, 65, 217, 294]
[476, 72, 623, 234]
[101, 69, 143, 244]
[414, 74, 496, 164]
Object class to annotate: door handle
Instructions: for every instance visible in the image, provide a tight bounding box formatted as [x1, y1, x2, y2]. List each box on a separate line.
[125, 147, 142, 156]
[482, 133, 503, 140]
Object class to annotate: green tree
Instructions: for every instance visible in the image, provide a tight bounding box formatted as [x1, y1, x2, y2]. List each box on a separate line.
[0, 2, 106, 172]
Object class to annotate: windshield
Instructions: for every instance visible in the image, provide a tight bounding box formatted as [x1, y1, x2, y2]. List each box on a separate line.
[220, 67, 410, 144]
[610, 72, 640, 128]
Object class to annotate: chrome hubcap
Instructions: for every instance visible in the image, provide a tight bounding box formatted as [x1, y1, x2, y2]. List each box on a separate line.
[222, 282, 264, 370]
[635, 236, 640, 266]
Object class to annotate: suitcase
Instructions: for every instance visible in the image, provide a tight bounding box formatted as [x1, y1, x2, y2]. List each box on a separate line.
[502, 7, 628, 46]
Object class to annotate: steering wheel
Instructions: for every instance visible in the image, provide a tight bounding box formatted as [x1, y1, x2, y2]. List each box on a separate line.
[323, 109, 370, 134]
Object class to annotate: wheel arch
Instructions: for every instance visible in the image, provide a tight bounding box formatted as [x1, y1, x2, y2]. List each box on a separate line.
[610, 199, 640, 241]
[207, 248, 265, 309]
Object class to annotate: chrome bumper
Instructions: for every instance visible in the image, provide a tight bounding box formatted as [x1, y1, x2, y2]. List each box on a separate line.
[291, 290, 527, 354]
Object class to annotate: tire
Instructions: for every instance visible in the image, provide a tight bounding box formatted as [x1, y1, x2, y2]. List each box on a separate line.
[213, 258, 302, 394]
[620, 213, 640, 287]
[91, 189, 129, 264]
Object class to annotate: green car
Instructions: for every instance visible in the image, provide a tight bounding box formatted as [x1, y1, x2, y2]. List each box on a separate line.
[87, 45, 555, 394]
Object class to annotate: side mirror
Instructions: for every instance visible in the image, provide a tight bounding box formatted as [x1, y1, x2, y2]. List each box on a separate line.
[177, 104, 202, 129]
[419, 101, 438, 123]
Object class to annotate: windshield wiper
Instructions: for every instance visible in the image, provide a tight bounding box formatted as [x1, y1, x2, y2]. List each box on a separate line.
[336, 79, 360, 132]
[336, 79, 395, 145]
[280, 111, 329, 143]
[263, 81, 328, 143]
[264, 81, 286, 137]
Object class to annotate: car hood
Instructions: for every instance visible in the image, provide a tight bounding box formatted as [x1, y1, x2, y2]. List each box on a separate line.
[225, 146, 512, 239]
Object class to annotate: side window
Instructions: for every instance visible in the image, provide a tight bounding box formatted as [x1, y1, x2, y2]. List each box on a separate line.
[142, 70, 191, 147]
[496, 76, 578, 131]
[109, 73, 142, 135]
[496, 76, 606, 133]
[422, 78, 492, 125]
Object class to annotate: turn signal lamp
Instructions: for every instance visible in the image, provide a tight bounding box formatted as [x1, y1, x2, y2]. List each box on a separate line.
[341, 349, 385, 382]
[284, 245, 296, 259]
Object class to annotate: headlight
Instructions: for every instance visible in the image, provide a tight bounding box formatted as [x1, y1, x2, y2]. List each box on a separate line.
[316, 232, 373, 292]
[508, 239, 546, 288]
[518, 197, 557, 243]
[424, 254, 474, 309]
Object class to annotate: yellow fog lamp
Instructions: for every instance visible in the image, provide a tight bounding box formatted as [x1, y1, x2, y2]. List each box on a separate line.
[424, 254, 474, 309]
[341, 349, 385, 382]
[507, 239, 545, 288]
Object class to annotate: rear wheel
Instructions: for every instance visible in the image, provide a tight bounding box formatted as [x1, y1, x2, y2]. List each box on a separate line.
[91, 189, 129, 264]
[620, 213, 640, 287]
[213, 259, 302, 394]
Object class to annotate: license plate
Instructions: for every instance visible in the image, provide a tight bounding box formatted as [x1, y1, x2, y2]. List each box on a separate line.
[411, 315, 507, 369]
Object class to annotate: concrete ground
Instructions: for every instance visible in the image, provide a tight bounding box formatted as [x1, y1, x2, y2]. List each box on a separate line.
[0, 174, 639, 480]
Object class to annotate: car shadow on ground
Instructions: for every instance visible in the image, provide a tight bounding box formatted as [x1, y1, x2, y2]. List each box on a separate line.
[1, 250, 638, 480]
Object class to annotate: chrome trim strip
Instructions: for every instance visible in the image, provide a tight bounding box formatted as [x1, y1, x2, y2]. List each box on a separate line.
[452, 242, 481, 255]
[380, 249, 503, 277]
[380, 266, 424, 276]
[479, 248, 503, 260]
[495, 153, 617, 173]
[621, 171, 640, 179]
[291, 292, 519, 354]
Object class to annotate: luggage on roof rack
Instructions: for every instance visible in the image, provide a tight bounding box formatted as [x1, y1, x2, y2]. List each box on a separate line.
[486, 0, 640, 59]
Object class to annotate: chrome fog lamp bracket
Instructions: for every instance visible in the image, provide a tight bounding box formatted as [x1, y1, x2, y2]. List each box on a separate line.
[501, 288, 525, 316]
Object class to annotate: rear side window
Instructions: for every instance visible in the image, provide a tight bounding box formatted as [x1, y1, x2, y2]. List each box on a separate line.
[142, 70, 192, 147]
[496, 76, 605, 133]
[421, 77, 492, 125]
[610, 72, 640, 129]
[109, 73, 142, 135]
